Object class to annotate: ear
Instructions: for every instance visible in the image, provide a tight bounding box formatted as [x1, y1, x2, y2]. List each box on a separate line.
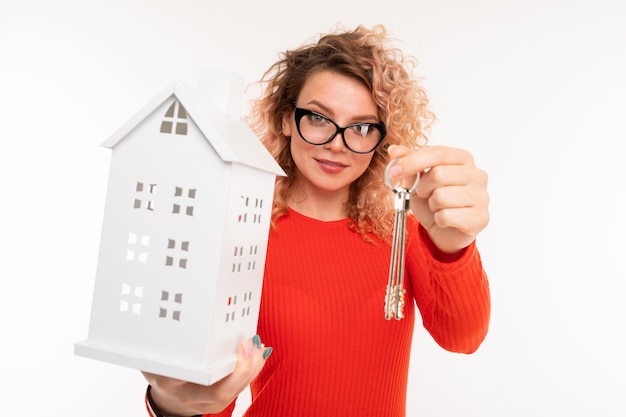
[281, 111, 293, 137]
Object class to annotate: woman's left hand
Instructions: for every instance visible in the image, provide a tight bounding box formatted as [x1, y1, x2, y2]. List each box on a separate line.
[388, 145, 490, 254]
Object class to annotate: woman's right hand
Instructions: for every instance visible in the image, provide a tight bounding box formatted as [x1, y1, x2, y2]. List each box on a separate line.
[142, 335, 272, 416]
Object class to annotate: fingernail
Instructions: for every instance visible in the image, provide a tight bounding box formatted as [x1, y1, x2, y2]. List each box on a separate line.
[263, 347, 273, 360]
[252, 334, 262, 349]
[390, 165, 402, 177]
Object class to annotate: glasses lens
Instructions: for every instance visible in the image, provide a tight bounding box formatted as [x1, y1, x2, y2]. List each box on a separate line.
[296, 108, 384, 153]
[342, 124, 383, 153]
[297, 111, 336, 144]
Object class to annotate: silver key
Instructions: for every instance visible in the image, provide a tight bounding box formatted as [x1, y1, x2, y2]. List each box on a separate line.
[384, 158, 419, 320]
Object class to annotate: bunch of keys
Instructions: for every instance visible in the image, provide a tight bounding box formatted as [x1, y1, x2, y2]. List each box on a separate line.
[384, 158, 419, 320]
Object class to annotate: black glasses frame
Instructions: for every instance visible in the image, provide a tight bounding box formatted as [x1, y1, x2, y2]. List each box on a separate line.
[293, 107, 386, 154]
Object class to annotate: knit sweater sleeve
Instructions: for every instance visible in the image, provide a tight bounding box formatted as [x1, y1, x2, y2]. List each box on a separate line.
[405, 215, 491, 353]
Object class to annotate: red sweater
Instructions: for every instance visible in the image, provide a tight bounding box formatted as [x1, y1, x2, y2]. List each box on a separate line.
[208, 208, 490, 417]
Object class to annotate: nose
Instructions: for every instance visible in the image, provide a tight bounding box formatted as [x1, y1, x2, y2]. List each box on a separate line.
[324, 129, 348, 152]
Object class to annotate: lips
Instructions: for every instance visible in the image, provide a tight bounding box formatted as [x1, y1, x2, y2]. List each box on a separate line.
[315, 158, 348, 174]
[315, 158, 347, 168]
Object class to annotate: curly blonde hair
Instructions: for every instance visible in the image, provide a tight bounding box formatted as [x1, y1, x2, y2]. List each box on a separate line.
[247, 24, 435, 242]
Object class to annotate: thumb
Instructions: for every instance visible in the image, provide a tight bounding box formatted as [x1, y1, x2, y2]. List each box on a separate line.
[386, 144, 412, 160]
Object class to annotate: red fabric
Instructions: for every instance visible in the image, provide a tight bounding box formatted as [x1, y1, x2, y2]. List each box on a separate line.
[205, 208, 490, 417]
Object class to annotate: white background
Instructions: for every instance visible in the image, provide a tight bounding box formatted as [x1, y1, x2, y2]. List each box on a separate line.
[1, 0, 624, 415]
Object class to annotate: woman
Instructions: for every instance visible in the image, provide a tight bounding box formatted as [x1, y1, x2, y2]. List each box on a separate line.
[144, 24, 491, 417]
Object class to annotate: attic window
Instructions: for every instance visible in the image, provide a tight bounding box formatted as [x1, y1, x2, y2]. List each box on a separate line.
[160, 100, 188, 135]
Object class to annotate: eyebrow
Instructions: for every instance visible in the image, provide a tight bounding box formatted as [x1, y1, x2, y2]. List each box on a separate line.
[302, 100, 380, 123]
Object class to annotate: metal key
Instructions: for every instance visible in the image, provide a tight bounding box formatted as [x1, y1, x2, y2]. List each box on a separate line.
[384, 158, 419, 320]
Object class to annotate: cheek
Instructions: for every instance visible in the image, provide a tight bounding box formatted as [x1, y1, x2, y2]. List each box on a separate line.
[355, 154, 376, 175]
[289, 134, 310, 165]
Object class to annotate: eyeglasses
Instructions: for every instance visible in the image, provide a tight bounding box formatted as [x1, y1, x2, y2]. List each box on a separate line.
[293, 107, 386, 154]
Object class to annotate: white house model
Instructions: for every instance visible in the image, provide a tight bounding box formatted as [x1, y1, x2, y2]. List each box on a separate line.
[75, 70, 284, 385]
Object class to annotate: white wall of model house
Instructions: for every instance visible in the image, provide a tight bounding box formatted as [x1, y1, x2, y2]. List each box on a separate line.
[75, 70, 285, 385]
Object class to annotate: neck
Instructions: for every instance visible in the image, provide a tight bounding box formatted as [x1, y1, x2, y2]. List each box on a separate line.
[288, 183, 348, 222]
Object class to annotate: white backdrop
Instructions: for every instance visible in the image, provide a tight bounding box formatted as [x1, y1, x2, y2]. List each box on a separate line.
[1, 0, 624, 415]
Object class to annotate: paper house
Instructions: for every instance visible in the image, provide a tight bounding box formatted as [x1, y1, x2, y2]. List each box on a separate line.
[75, 70, 284, 385]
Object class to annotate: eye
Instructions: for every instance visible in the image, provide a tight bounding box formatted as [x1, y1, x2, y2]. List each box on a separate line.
[306, 112, 330, 126]
[349, 124, 373, 137]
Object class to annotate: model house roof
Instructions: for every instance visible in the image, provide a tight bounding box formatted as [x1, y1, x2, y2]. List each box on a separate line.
[102, 75, 285, 177]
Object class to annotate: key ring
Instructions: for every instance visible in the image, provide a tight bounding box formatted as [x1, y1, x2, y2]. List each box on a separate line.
[384, 158, 419, 193]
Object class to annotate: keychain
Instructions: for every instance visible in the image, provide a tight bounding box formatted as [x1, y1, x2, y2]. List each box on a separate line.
[383, 158, 419, 320]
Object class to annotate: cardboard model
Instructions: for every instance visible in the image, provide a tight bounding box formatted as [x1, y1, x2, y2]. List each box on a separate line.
[75, 70, 285, 385]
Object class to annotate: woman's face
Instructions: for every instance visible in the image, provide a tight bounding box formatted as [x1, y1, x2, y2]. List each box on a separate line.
[282, 71, 378, 200]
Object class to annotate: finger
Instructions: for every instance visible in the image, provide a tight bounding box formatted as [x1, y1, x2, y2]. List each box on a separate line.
[415, 165, 470, 198]
[432, 206, 490, 236]
[416, 165, 488, 200]
[386, 144, 412, 159]
[425, 185, 478, 213]
[410, 184, 488, 228]
[389, 145, 475, 179]
[208, 336, 271, 396]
